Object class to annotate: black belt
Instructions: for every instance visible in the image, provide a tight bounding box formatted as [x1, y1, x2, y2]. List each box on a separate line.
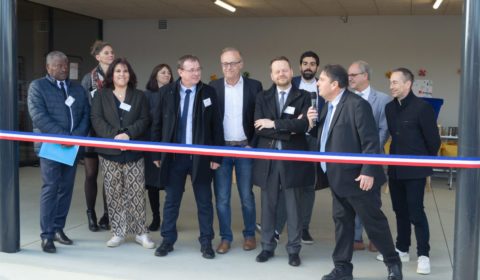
[225, 140, 248, 147]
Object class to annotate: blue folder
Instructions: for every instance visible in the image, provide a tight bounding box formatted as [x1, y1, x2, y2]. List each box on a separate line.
[38, 143, 79, 166]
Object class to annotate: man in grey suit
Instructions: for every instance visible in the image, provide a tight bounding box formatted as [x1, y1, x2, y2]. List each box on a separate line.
[348, 60, 392, 252]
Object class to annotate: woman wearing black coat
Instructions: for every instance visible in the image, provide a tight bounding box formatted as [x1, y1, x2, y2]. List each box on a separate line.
[91, 58, 154, 249]
[143, 63, 174, 231]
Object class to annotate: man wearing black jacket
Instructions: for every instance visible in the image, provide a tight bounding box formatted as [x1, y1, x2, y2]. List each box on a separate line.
[253, 56, 314, 267]
[381, 68, 441, 275]
[210, 48, 262, 254]
[307, 64, 402, 280]
[151, 55, 224, 259]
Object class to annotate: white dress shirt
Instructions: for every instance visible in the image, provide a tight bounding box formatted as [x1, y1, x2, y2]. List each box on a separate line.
[223, 77, 247, 141]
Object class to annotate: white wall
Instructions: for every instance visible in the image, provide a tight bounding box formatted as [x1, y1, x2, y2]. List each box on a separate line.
[104, 16, 462, 127]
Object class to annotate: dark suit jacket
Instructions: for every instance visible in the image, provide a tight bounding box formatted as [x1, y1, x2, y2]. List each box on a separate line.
[253, 84, 315, 189]
[90, 88, 150, 156]
[385, 91, 441, 179]
[151, 80, 224, 186]
[312, 89, 386, 197]
[209, 77, 263, 147]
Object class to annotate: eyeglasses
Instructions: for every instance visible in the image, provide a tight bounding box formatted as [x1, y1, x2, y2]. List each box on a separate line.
[348, 72, 365, 78]
[182, 67, 202, 73]
[221, 61, 242, 68]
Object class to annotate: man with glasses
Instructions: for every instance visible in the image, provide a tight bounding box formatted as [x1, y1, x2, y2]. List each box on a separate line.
[209, 47, 263, 254]
[151, 54, 224, 259]
[348, 60, 391, 252]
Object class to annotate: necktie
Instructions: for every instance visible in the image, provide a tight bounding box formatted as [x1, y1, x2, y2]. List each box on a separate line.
[320, 103, 334, 172]
[177, 89, 192, 144]
[59, 81, 68, 100]
[59, 81, 73, 132]
[276, 91, 286, 149]
[278, 91, 286, 115]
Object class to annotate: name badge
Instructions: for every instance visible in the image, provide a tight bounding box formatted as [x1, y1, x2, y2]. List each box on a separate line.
[284, 106, 295, 115]
[90, 89, 97, 98]
[119, 102, 131, 112]
[203, 98, 212, 107]
[65, 96, 75, 107]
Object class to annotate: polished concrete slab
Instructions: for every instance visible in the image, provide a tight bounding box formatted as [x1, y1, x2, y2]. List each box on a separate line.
[0, 166, 454, 279]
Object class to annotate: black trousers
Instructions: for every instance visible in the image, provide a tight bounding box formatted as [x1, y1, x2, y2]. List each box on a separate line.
[331, 190, 400, 271]
[389, 178, 430, 257]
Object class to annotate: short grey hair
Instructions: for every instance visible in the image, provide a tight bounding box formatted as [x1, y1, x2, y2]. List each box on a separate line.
[46, 51, 68, 65]
[221, 47, 242, 58]
[352, 60, 371, 80]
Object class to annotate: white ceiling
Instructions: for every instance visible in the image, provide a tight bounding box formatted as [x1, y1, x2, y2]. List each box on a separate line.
[29, 0, 462, 19]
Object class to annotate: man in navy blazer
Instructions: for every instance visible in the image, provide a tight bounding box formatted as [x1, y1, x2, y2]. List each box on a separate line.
[28, 51, 90, 253]
[209, 48, 263, 254]
[307, 65, 402, 280]
[348, 60, 392, 252]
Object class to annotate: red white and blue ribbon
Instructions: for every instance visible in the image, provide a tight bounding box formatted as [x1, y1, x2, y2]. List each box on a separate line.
[0, 130, 478, 169]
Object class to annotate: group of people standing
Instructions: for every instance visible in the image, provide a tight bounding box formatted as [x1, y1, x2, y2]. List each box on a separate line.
[27, 40, 441, 280]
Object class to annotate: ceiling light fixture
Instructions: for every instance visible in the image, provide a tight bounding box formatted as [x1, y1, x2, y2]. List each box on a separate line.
[214, 0, 236, 13]
[433, 0, 444, 9]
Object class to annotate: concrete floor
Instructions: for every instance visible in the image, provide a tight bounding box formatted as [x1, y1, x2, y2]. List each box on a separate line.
[0, 165, 454, 280]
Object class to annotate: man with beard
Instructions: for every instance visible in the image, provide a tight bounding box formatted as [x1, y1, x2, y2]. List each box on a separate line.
[253, 56, 314, 267]
[262, 51, 324, 245]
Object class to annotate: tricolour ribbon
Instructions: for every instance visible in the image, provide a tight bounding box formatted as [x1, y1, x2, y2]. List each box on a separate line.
[0, 130, 478, 168]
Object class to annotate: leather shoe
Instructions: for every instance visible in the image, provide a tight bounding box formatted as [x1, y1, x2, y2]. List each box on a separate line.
[54, 230, 73, 245]
[216, 240, 230, 254]
[256, 250, 274, 263]
[201, 244, 215, 259]
[321, 266, 353, 280]
[288, 253, 301, 266]
[154, 241, 174, 257]
[41, 239, 56, 253]
[243, 237, 256, 251]
[387, 262, 403, 280]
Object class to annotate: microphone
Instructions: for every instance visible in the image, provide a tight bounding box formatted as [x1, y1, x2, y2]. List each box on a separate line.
[310, 91, 318, 123]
